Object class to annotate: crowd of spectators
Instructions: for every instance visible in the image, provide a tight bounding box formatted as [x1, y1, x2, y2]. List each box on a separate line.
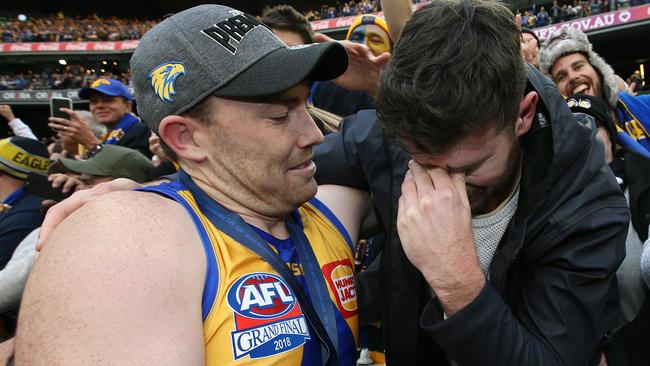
[2, 0, 649, 44]
[518, 0, 650, 28]
[1, 12, 158, 43]
[1, 0, 649, 92]
[0, 68, 130, 91]
[304, 0, 382, 20]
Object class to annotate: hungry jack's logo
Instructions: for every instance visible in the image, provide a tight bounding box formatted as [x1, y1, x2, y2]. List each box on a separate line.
[226, 273, 310, 360]
[323, 260, 358, 318]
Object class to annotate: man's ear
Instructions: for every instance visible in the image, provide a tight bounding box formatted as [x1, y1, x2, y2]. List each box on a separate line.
[158, 116, 208, 163]
[515, 91, 539, 137]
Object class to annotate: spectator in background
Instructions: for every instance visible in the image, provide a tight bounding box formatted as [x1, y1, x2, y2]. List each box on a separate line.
[551, 0, 565, 22]
[567, 93, 650, 366]
[628, 72, 643, 95]
[48, 78, 152, 158]
[540, 27, 650, 157]
[0, 137, 50, 269]
[260, 7, 389, 118]
[0, 105, 37, 140]
[346, 14, 392, 57]
[536, 6, 549, 26]
[525, 10, 537, 27]
[521, 28, 540, 68]
[55, 109, 107, 159]
[310, 14, 391, 117]
[261, 5, 316, 46]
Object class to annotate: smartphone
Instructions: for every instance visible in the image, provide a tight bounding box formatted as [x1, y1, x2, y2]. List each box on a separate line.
[50, 97, 73, 120]
[24, 172, 73, 202]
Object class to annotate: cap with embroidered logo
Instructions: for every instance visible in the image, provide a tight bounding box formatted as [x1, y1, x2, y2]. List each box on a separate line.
[130, 4, 349, 133]
[79, 78, 133, 101]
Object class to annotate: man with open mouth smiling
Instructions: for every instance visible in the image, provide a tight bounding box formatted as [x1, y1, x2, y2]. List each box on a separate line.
[540, 27, 650, 158]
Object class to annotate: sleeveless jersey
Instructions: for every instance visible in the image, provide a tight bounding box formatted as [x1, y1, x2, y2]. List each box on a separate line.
[141, 181, 359, 365]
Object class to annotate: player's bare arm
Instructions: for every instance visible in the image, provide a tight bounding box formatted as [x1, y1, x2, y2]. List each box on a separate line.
[16, 190, 206, 365]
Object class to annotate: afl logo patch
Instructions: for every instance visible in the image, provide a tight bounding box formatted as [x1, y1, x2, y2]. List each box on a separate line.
[227, 273, 310, 360]
[323, 260, 358, 318]
[228, 273, 295, 318]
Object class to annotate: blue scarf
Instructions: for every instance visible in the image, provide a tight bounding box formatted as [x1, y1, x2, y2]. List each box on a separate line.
[0, 187, 24, 213]
[615, 93, 650, 158]
[102, 113, 139, 145]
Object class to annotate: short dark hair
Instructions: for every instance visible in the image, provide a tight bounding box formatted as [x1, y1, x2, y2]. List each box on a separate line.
[376, 0, 527, 155]
[158, 96, 216, 163]
[261, 5, 315, 44]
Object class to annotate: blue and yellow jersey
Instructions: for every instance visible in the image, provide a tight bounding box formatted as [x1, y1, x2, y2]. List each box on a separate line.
[141, 181, 359, 365]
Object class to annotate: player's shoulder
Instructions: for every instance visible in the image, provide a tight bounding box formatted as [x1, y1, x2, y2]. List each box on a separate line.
[57, 189, 200, 255]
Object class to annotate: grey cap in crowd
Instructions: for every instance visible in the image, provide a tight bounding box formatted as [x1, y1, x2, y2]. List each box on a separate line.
[131, 4, 349, 133]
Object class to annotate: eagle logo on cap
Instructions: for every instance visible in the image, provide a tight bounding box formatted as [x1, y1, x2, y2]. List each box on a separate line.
[148, 62, 186, 103]
[91, 79, 111, 88]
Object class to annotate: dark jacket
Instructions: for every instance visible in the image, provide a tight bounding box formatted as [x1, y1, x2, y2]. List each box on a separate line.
[314, 66, 629, 365]
[612, 151, 650, 242]
[0, 191, 43, 270]
[116, 120, 152, 159]
[310, 81, 375, 118]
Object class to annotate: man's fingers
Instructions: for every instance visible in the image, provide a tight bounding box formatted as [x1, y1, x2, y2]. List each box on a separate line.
[400, 170, 418, 210]
[48, 116, 69, 125]
[375, 52, 391, 67]
[408, 160, 435, 196]
[427, 167, 455, 192]
[48, 122, 68, 131]
[313, 32, 334, 43]
[59, 108, 78, 119]
[62, 178, 81, 193]
[450, 172, 471, 210]
[36, 190, 96, 251]
[49, 174, 66, 189]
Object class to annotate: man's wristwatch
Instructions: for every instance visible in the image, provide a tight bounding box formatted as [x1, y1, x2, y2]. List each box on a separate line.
[85, 143, 103, 158]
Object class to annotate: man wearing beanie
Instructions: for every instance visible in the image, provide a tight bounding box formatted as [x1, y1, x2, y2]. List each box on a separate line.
[48, 78, 152, 158]
[540, 27, 650, 157]
[308, 14, 391, 118]
[16, 5, 368, 365]
[0, 137, 50, 269]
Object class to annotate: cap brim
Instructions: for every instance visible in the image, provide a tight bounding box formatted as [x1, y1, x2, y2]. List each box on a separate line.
[49, 158, 108, 177]
[214, 42, 349, 98]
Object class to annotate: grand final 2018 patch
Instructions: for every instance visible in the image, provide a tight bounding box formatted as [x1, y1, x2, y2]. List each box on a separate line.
[227, 273, 310, 360]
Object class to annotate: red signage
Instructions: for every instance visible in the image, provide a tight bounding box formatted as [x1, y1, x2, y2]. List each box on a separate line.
[0, 40, 139, 53]
[534, 4, 650, 40]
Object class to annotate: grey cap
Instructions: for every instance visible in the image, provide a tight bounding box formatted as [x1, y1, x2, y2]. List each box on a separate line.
[131, 4, 349, 133]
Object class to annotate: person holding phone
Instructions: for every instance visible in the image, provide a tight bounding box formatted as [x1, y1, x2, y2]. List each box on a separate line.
[0, 137, 50, 270]
[48, 79, 152, 159]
